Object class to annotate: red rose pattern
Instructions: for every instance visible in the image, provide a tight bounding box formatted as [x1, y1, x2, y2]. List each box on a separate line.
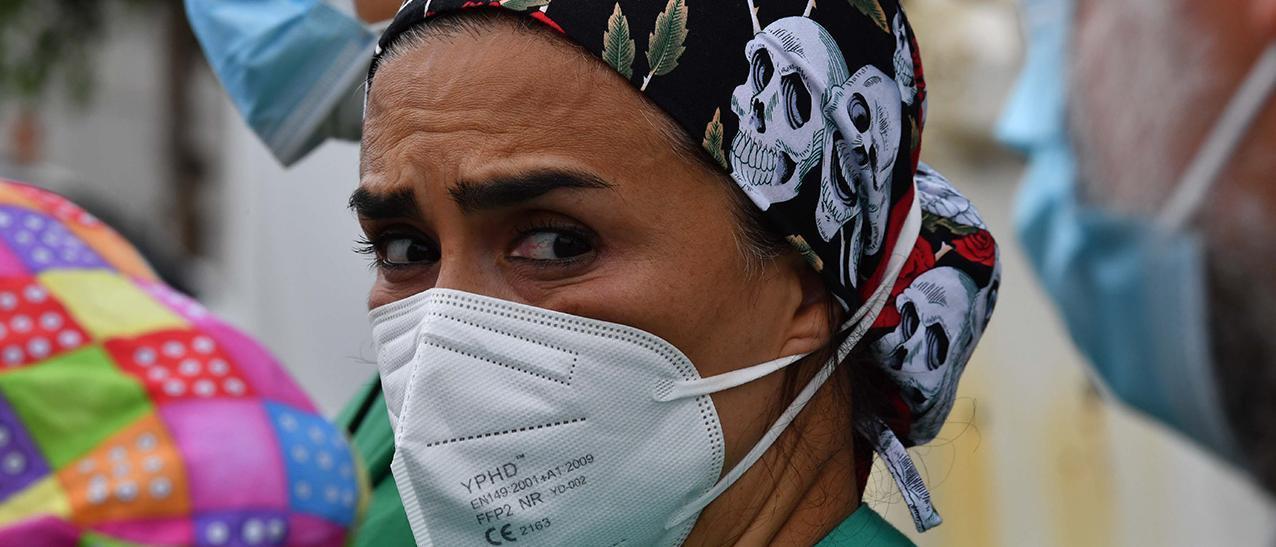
[872, 237, 935, 329]
[952, 230, 997, 267]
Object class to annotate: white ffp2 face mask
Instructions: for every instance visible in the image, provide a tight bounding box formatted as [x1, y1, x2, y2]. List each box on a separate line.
[370, 201, 920, 546]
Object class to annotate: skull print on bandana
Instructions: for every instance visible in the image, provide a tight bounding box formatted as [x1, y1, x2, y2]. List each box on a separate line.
[368, 0, 1000, 534]
[874, 266, 981, 442]
[729, 17, 847, 209]
[819, 65, 901, 257]
[893, 10, 918, 107]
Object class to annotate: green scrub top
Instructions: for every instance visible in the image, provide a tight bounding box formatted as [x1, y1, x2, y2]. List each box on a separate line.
[337, 377, 913, 547]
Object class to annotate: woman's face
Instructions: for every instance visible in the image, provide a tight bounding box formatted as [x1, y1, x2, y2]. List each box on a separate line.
[357, 23, 832, 477]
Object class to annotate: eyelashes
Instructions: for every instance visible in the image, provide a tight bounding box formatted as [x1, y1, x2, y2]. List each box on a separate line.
[353, 236, 387, 270]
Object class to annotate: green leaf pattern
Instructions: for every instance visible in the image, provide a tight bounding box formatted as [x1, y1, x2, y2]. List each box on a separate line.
[847, 0, 890, 33]
[500, 0, 551, 11]
[923, 213, 980, 236]
[602, 3, 636, 79]
[786, 235, 825, 272]
[641, 0, 689, 91]
[702, 108, 728, 170]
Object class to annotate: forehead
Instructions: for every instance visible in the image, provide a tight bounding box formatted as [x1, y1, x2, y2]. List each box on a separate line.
[361, 26, 666, 181]
[370, 24, 602, 104]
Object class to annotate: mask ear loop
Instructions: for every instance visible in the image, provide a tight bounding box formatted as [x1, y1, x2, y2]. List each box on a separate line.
[1157, 42, 1276, 232]
[655, 354, 808, 402]
[664, 194, 923, 530]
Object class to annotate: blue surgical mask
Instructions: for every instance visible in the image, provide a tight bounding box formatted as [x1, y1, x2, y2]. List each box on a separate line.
[185, 0, 376, 165]
[1001, 0, 1276, 465]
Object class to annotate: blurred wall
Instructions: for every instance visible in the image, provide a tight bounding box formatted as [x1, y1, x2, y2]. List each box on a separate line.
[202, 124, 377, 417]
[0, 6, 189, 281]
[195, 2, 380, 417]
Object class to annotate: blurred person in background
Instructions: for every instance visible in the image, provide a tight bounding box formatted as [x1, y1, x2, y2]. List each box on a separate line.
[353, 0, 399, 22]
[184, 0, 377, 166]
[1001, 0, 1276, 502]
[191, 0, 1002, 545]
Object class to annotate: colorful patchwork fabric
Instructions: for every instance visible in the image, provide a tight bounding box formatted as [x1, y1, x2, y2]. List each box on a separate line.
[0, 179, 364, 545]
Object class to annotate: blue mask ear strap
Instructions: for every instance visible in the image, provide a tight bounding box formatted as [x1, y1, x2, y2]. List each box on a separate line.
[1158, 42, 1276, 232]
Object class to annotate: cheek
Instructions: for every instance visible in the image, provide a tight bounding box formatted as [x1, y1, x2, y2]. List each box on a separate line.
[563, 217, 786, 373]
[367, 283, 405, 311]
[546, 236, 794, 469]
[367, 269, 439, 311]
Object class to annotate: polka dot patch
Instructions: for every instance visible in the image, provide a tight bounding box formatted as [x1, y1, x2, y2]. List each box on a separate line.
[105, 330, 255, 403]
[4, 185, 159, 281]
[194, 510, 289, 546]
[0, 207, 108, 272]
[0, 234, 30, 278]
[56, 413, 190, 526]
[8, 185, 102, 229]
[199, 322, 317, 413]
[0, 278, 89, 371]
[0, 393, 51, 503]
[264, 403, 358, 525]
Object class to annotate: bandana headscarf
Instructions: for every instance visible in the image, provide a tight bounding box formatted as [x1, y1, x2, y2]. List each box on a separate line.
[0, 180, 365, 544]
[367, 0, 999, 532]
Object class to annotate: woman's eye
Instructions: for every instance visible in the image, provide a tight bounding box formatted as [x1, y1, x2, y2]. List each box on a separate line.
[382, 236, 439, 265]
[510, 230, 593, 261]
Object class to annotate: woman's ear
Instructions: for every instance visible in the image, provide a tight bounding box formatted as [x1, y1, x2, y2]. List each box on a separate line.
[777, 258, 838, 358]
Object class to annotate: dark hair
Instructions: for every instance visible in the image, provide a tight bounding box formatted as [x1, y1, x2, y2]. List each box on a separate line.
[373, 8, 886, 486]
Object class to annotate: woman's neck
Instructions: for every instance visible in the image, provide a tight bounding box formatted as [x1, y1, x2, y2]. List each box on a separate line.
[684, 389, 863, 546]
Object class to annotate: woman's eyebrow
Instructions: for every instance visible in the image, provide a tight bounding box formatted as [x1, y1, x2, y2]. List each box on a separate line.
[348, 187, 419, 220]
[449, 169, 613, 213]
